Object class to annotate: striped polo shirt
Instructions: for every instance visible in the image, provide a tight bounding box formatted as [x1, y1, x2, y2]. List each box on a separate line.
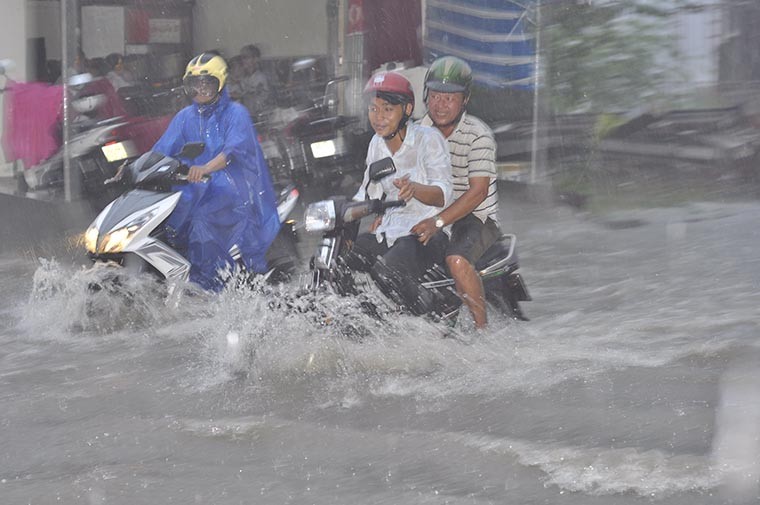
[421, 112, 499, 223]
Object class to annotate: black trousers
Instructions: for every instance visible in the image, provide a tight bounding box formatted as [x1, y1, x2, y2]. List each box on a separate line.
[342, 232, 448, 314]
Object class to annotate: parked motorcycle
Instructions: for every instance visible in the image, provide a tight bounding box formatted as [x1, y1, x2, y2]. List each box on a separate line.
[302, 157, 531, 323]
[83, 142, 300, 297]
[22, 74, 173, 209]
[251, 58, 367, 189]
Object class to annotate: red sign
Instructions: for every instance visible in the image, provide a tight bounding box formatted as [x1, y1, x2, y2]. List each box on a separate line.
[126, 8, 150, 44]
[347, 0, 365, 34]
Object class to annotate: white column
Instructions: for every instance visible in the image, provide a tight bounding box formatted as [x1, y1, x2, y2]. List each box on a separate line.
[0, 0, 28, 177]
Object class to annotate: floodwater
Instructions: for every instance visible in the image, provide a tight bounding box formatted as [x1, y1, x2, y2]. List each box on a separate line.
[1, 182, 759, 505]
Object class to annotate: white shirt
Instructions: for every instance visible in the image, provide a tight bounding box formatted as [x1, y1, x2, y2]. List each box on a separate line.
[354, 121, 452, 246]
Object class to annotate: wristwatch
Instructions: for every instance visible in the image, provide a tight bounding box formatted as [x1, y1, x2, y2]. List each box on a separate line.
[434, 216, 445, 229]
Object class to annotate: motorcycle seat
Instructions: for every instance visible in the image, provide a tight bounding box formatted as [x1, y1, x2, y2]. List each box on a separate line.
[474, 234, 518, 272]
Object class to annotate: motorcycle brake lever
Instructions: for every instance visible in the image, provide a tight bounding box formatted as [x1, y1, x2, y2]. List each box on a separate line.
[175, 174, 210, 183]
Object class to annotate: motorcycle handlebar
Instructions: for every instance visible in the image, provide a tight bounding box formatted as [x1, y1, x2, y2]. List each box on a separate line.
[341, 198, 406, 224]
[381, 200, 406, 210]
[176, 165, 211, 183]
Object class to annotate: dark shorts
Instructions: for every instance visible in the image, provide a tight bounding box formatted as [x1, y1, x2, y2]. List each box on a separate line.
[446, 214, 501, 264]
[341, 232, 449, 315]
[344, 232, 449, 276]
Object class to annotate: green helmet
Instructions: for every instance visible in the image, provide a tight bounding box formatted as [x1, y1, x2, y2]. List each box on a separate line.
[424, 56, 473, 98]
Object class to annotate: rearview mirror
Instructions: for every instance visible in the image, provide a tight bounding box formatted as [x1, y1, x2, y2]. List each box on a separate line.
[368, 157, 396, 182]
[178, 142, 205, 160]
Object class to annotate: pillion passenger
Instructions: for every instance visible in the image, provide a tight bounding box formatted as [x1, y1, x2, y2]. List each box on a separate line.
[411, 56, 501, 329]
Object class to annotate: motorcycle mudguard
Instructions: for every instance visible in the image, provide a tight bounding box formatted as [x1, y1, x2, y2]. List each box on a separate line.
[507, 272, 531, 302]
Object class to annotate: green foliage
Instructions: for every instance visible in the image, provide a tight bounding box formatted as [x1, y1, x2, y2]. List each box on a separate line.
[544, 0, 694, 113]
[593, 112, 626, 141]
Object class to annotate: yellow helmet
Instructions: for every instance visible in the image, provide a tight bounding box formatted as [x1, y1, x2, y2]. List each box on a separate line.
[183, 53, 228, 95]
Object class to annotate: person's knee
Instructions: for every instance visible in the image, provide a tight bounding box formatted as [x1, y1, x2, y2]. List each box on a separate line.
[446, 254, 474, 278]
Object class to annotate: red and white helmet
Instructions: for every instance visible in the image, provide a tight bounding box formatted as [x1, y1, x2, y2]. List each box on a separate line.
[363, 71, 415, 107]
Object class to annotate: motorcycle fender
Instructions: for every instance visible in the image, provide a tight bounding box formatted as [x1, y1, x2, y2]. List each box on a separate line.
[129, 238, 191, 283]
[89, 259, 123, 272]
[507, 273, 531, 302]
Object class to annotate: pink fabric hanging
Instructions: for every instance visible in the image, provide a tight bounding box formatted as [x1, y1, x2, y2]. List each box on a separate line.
[2, 81, 64, 170]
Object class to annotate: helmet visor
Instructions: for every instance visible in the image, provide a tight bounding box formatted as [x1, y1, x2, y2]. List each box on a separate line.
[183, 75, 220, 98]
[425, 81, 467, 94]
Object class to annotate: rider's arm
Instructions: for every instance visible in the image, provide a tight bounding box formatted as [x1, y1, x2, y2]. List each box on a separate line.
[152, 108, 188, 158]
[436, 176, 489, 225]
[353, 153, 374, 201]
[221, 104, 257, 161]
[395, 174, 445, 206]
[188, 151, 227, 182]
[202, 152, 228, 173]
[436, 130, 495, 226]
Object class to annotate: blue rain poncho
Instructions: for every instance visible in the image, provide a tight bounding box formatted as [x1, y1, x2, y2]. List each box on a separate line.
[152, 89, 280, 291]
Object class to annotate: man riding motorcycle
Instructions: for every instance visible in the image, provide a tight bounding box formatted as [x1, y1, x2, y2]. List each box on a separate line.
[344, 71, 452, 314]
[151, 52, 281, 291]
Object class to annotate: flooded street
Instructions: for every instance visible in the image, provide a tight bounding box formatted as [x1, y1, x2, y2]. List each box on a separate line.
[1, 182, 759, 504]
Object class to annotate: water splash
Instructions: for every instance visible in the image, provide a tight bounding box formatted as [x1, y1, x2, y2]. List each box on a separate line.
[18, 258, 193, 340]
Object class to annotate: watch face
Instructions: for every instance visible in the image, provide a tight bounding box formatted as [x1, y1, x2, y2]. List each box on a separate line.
[435, 217, 445, 229]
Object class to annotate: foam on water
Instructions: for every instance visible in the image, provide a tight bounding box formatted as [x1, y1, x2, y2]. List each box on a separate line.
[455, 433, 721, 498]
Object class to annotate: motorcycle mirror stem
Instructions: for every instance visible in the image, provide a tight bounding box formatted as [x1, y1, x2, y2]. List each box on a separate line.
[103, 159, 130, 185]
[176, 142, 206, 160]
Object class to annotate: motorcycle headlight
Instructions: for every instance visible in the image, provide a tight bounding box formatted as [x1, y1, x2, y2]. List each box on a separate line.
[304, 200, 336, 232]
[98, 213, 154, 253]
[84, 226, 99, 253]
[101, 227, 131, 253]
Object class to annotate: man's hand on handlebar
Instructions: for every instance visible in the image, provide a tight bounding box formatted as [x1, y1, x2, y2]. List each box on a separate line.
[187, 165, 210, 183]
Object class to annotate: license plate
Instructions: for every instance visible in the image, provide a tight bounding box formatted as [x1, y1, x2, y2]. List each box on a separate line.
[310, 139, 337, 159]
[102, 140, 137, 162]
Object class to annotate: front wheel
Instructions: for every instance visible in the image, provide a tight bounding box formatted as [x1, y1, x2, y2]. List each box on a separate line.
[265, 223, 300, 283]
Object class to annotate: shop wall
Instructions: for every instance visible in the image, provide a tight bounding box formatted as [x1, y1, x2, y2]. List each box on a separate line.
[1, 0, 27, 80]
[192, 0, 329, 59]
